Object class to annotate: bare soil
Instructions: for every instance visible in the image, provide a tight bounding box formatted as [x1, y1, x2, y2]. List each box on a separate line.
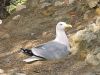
[0, 5, 100, 75]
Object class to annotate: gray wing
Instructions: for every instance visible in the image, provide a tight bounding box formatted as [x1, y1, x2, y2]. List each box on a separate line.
[31, 41, 69, 60]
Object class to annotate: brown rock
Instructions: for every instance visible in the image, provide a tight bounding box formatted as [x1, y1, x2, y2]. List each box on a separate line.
[86, 0, 99, 8]
[96, 53, 100, 60]
[85, 54, 100, 65]
[96, 8, 100, 15]
[0, 69, 4, 74]
[41, 6, 56, 16]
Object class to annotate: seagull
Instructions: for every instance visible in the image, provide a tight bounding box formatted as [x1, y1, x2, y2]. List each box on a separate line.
[21, 22, 72, 62]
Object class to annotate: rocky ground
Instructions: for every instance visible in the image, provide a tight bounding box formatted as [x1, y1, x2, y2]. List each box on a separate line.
[0, 0, 100, 75]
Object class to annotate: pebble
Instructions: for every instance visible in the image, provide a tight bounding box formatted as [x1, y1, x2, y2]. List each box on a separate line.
[54, 1, 64, 6]
[42, 32, 48, 36]
[93, 47, 100, 54]
[96, 8, 100, 15]
[0, 69, 4, 74]
[96, 53, 100, 60]
[83, 10, 91, 20]
[12, 15, 21, 20]
[68, 0, 75, 5]
[0, 19, 2, 24]
[40, 0, 45, 3]
[64, 0, 75, 5]
[31, 33, 35, 36]
[16, 5, 26, 11]
[16, 73, 26, 75]
[27, 0, 39, 8]
[1, 34, 10, 39]
[40, 2, 51, 8]
[85, 54, 100, 66]
[86, 0, 99, 8]
[96, 16, 100, 25]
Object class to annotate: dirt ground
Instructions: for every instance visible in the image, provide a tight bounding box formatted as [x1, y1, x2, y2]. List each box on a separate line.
[0, 2, 100, 75]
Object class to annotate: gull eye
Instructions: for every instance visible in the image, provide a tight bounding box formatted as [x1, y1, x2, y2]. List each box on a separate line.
[60, 24, 63, 26]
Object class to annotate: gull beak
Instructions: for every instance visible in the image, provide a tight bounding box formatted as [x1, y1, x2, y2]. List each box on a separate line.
[64, 24, 72, 28]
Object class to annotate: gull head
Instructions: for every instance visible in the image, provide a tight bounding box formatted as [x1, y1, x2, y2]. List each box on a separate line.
[56, 22, 72, 30]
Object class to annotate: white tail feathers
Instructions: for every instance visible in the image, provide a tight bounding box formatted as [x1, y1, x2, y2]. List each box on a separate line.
[23, 56, 42, 62]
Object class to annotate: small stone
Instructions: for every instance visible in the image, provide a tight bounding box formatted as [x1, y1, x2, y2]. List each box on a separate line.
[8, 69, 17, 75]
[24, 41, 33, 48]
[54, 1, 64, 6]
[41, 6, 55, 16]
[16, 73, 26, 75]
[31, 33, 35, 36]
[54, 16, 64, 21]
[96, 53, 100, 60]
[64, 0, 75, 5]
[96, 8, 100, 15]
[27, 0, 39, 8]
[96, 16, 100, 25]
[40, 2, 51, 9]
[40, 0, 45, 3]
[83, 10, 91, 20]
[42, 32, 48, 36]
[42, 31, 54, 39]
[93, 47, 100, 54]
[86, 0, 99, 8]
[85, 54, 100, 65]
[0, 69, 4, 74]
[68, 0, 75, 5]
[12, 15, 21, 20]
[73, 30, 85, 41]
[1, 34, 10, 39]
[0, 19, 2, 24]
[95, 8, 100, 16]
[16, 5, 26, 11]
[92, 24, 100, 32]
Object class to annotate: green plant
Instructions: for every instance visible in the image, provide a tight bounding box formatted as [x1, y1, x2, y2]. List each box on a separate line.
[7, 0, 27, 13]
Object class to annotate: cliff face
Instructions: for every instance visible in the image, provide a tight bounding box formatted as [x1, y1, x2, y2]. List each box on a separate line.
[71, 17, 100, 65]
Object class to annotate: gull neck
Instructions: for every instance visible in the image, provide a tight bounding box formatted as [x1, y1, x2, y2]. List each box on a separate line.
[54, 28, 70, 50]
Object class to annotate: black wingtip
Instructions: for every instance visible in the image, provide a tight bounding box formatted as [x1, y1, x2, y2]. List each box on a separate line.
[20, 48, 25, 52]
[20, 48, 34, 56]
